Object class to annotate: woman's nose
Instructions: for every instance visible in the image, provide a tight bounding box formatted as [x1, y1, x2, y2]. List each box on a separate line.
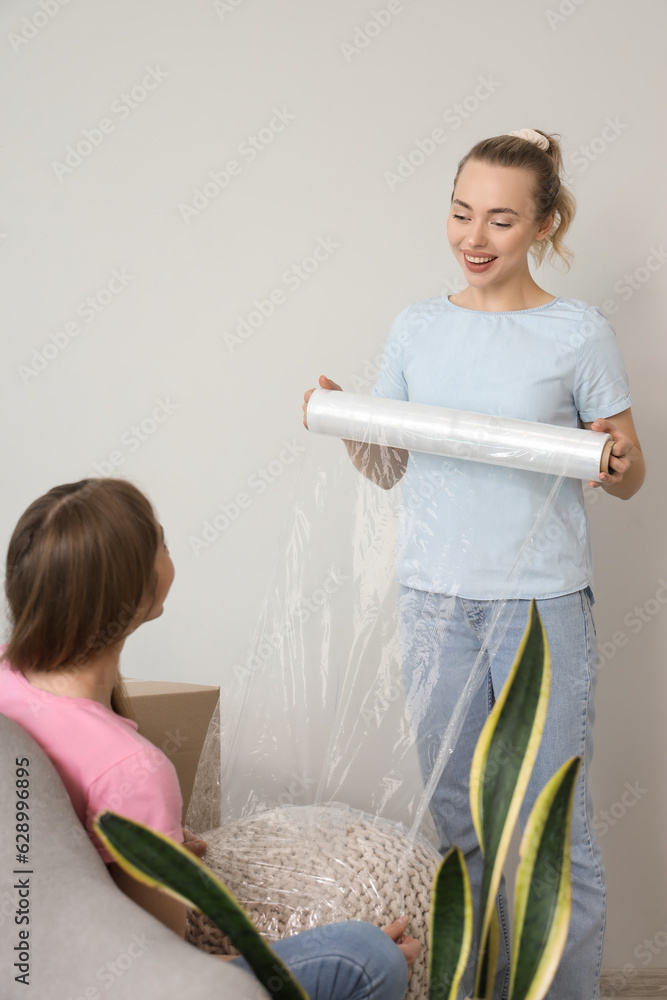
[466, 220, 487, 247]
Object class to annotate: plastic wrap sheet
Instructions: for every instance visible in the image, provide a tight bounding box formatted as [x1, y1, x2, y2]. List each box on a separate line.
[185, 699, 221, 835]
[188, 395, 589, 998]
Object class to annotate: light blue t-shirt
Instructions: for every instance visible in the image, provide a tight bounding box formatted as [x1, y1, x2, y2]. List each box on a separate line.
[372, 296, 632, 599]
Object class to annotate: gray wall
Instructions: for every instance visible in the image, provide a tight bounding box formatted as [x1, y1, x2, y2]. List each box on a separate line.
[1, 0, 665, 971]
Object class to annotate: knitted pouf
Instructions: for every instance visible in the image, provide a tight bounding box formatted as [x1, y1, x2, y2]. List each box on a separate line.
[186, 803, 441, 1000]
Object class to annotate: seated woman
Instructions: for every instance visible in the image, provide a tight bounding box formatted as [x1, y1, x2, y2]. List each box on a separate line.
[0, 477, 420, 1000]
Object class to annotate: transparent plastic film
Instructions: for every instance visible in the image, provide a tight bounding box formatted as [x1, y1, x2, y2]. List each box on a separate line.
[185, 699, 221, 836]
[188, 390, 595, 999]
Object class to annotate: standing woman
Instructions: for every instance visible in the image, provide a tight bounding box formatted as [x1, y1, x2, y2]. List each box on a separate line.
[304, 128, 644, 1000]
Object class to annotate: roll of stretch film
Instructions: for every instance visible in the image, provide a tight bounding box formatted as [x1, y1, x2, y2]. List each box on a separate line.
[307, 389, 613, 482]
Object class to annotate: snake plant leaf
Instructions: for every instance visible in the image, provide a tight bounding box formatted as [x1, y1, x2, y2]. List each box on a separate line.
[469, 600, 551, 994]
[429, 846, 472, 1000]
[94, 811, 309, 1000]
[509, 756, 582, 1000]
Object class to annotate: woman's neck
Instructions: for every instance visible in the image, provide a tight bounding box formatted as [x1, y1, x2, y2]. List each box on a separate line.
[450, 275, 555, 313]
[22, 643, 125, 710]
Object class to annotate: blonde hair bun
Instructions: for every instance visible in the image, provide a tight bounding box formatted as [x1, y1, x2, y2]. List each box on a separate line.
[508, 128, 550, 151]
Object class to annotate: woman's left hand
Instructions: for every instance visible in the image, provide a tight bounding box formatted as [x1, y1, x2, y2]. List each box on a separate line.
[182, 827, 208, 858]
[588, 417, 634, 488]
[382, 915, 422, 978]
[583, 407, 644, 499]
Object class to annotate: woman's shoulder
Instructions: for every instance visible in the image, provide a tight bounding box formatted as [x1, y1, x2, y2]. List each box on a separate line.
[0, 660, 140, 756]
[402, 295, 451, 318]
[549, 299, 621, 348]
[548, 297, 612, 323]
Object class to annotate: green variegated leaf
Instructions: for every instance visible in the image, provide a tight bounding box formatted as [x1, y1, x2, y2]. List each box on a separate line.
[509, 757, 582, 1000]
[480, 906, 500, 1000]
[429, 847, 473, 1000]
[469, 601, 551, 995]
[95, 811, 309, 1000]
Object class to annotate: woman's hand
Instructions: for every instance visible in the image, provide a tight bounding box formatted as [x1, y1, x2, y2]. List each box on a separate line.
[585, 409, 645, 499]
[303, 375, 408, 488]
[382, 915, 422, 978]
[589, 418, 633, 487]
[303, 375, 342, 429]
[182, 827, 208, 858]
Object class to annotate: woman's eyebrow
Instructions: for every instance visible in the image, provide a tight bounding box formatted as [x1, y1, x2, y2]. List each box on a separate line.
[452, 198, 519, 216]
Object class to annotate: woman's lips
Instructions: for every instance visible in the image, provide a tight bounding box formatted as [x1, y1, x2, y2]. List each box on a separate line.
[463, 252, 497, 273]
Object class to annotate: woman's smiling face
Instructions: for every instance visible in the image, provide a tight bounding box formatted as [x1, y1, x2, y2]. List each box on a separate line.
[447, 159, 553, 290]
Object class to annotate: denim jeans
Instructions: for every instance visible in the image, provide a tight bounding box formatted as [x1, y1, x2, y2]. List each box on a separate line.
[398, 586, 606, 1000]
[231, 920, 409, 1000]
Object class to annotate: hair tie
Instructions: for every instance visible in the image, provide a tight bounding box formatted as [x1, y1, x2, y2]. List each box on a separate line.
[508, 128, 550, 151]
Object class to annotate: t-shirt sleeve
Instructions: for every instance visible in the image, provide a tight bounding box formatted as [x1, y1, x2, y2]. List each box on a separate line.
[574, 307, 633, 422]
[86, 746, 184, 864]
[371, 305, 411, 401]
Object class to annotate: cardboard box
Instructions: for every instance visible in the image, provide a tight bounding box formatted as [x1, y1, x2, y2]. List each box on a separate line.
[124, 678, 220, 817]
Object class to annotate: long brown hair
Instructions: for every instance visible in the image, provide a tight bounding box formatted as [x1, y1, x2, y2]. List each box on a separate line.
[452, 130, 576, 269]
[3, 478, 161, 715]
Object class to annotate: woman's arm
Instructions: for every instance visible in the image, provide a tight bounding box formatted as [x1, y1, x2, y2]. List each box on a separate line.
[303, 376, 408, 490]
[583, 407, 645, 500]
[106, 830, 206, 937]
[343, 438, 409, 490]
[108, 861, 188, 936]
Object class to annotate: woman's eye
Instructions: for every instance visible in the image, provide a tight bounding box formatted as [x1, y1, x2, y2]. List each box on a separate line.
[453, 214, 468, 221]
[493, 222, 511, 229]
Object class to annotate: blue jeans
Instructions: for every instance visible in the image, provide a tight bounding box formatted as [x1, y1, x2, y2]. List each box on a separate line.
[231, 921, 409, 1000]
[398, 586, 606, 1000]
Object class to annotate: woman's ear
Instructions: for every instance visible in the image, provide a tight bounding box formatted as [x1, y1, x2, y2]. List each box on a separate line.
[535, 212, 556, 241]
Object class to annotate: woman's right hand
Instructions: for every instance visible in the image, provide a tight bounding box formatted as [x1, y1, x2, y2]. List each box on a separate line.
[303, 375, 342, 428]
[303, 375, 407, 488]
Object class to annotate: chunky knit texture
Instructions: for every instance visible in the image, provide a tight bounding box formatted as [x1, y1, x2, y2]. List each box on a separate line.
[186, 804, 441, 1000]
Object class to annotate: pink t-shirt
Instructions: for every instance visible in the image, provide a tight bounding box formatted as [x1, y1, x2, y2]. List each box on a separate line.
[0, 654, 184, 863]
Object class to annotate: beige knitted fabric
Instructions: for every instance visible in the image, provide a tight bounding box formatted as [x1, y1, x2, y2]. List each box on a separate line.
[186, 803, 441, 1000]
